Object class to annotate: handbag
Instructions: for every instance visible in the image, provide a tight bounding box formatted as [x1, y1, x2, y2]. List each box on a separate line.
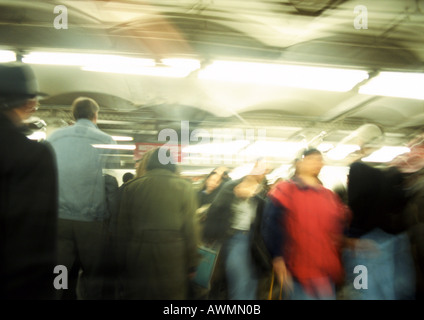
[268, 268, 283, 300]
[192, 245, 220, 290]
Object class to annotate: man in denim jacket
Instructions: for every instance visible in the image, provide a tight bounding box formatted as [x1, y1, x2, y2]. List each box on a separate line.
[48, 97, 117, 299]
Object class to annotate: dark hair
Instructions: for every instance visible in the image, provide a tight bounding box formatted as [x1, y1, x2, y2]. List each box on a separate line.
[293, 147, 321, 164]
[300, 147, 321, 158]
[146, 148, 177, 173]
[122, 172, 135, 183]
[291, 147, 322, 178]
[200, 167, 231, 192]
[71, 97, 100, 120]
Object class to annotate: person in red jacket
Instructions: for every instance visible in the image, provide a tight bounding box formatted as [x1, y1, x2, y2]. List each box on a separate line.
[261, 148, 350, 299]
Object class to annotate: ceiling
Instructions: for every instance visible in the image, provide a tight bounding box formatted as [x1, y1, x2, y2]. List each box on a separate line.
[1, 0, 424, 171]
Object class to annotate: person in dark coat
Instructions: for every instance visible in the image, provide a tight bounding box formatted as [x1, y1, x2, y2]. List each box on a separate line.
[0, 62, 58, 299]
[197, 167, 230, 208]
[195, 167, 230, 243]
[202, 159, 269, 300]
[390, 136, 424, 300]
[341, 161, 416, 300]
[116, 147, 200, 299]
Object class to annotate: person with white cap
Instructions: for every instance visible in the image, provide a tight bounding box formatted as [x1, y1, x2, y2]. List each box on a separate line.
[0, 62, 58, 299]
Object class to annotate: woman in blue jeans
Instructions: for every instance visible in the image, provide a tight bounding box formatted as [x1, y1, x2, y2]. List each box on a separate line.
[203, 159, 269, 300]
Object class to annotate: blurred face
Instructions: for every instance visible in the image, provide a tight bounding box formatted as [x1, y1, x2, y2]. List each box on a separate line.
[205, 173, 222, 193]
[92, 111, 98, 124]
[297, 153, 324, 177]
[13, 98, 39, 121]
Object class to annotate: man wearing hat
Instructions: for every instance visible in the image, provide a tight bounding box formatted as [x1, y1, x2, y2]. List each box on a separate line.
[0, 62, 58, 299]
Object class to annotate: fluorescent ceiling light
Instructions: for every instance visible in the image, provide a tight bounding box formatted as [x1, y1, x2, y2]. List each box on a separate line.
[83, 65, 192, 77]
[23, 52, 200, 78]
[361, 146, 410, 163]
[182, 140, 250, 155]
[198, 61, 369, 92]
[359, 71, 424, 100]
[238, 141, 306, 158]
[92, 144, 136, 150]
[161, 58, 201, 70]
[22, 52, 155, 68]
[111, 135, 134, 142]
[326, 144, 360, 160]
[83, 58, 200, 78]
[0, 50, 16, 62]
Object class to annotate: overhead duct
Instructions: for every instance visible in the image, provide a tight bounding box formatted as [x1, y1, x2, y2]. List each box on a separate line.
[288, 0, 347, 15]
[339, 124, 383, 146]
[326, 124, 383, 160]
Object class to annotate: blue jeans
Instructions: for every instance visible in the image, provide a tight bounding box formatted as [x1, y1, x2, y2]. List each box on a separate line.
[224, 231, 258, 300]
[289, 278, 336, 300]
[341, 228, 416, 300]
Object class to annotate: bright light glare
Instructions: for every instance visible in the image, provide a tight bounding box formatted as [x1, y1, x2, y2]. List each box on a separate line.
[83, 65, 193, 77]
[161, 58, 201, 70]
[23, 52, 155, 68]
[229, 163, 256, 180]
[266, 164, 292, 182]
[92, 144, 136, 150]
[362, 146, 410, 163]
[199, 61, 369, 92]
[112, 136, 134, 142]
[180, 169, 216, 176]
[21, 53, 202, 78]
[82, 57, 200, 77]
[319, 166, 350, 190]
[0, 50, 16, 62]
[182, 140, 250, 155]
[27, 131, 46, 141]
[359, 72, 424, 100]
[238, 141, 306, 158]
[326, 144, 360, 160]
[317, 142, 334, 153]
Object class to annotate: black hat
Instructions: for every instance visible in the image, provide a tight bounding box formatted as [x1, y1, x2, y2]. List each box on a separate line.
[0, 62, 47, 108]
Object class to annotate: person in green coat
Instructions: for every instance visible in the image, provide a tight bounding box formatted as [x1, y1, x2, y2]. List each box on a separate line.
[116, 147, 200, 299]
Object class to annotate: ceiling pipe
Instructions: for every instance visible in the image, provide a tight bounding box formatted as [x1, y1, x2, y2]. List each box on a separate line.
[339, 123, 383, 147]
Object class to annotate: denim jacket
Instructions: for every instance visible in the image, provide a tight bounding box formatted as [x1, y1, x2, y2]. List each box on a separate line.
[47, 119, 117, 221]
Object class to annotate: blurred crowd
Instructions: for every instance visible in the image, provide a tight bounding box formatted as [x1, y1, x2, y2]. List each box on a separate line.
[1, 62, 424, 300]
